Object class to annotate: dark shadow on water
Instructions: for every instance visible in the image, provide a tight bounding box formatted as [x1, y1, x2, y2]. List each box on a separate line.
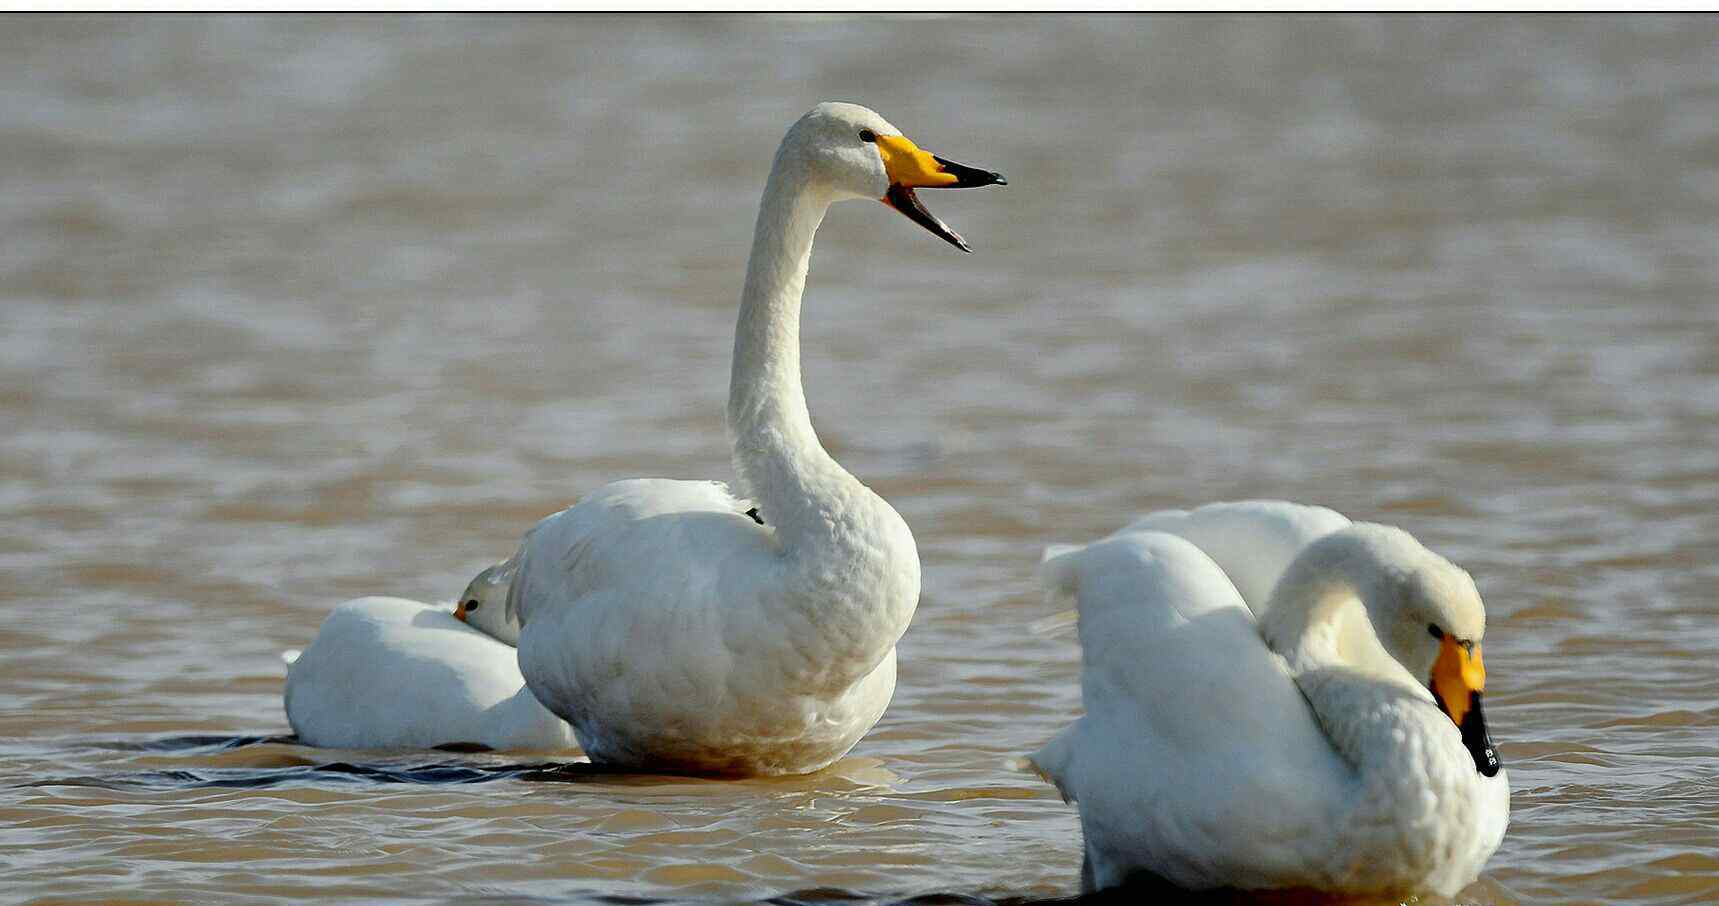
[438, 891, 1083, 906]
[82, 732, 299, 752]
[28, 733, 723, 791]
[434, 888, 1403, 906]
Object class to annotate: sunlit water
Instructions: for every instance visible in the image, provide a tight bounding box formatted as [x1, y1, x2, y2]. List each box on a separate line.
[2, 15, 1716, 906]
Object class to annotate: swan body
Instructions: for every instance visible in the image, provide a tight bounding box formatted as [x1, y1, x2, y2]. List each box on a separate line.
[495, 103, 1003, 775]
[284, 566, 576, 752]
[1033, 504, 1509, 896]
[1112, 499, 1353, 614]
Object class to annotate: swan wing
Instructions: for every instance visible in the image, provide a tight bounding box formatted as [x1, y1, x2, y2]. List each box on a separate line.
[1035, 532, 1353, 891]
[510, 478, 815, 767]
[283, 596, 575, 751]
[1119, 500, 1351, 616]
[507, 478, 770, 628]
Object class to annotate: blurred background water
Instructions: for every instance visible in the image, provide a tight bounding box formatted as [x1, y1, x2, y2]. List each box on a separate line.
[0, 14, 1715, 906]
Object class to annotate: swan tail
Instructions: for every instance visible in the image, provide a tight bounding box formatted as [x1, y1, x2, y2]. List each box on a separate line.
[1028, 724, 1080, 803]
[1040, 543, 1084, 605]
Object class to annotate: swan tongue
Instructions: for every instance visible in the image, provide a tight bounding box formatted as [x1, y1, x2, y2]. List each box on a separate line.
[1460, 691, 1502, 777]
[883, 183, 971, 253]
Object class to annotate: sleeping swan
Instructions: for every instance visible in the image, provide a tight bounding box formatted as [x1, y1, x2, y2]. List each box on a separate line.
[493, 103, 1005, 776]
[284, 561, 575, 752]
[1032, 503, 1508, 896]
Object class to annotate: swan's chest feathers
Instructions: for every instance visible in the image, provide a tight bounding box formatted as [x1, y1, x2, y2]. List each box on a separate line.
[1305, 672, 1508, 894]
[779, 485, 920, 672]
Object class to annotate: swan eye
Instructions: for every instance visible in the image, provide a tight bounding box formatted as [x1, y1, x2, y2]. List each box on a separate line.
[1427, 623, 1443, 640]
[464, 599, 482, 612]
[858, 128, 877, 143]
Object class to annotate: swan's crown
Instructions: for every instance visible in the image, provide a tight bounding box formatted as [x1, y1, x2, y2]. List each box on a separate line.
[804, 101, 899, 134]
[777, 102, 901, 202]
[1343, 523, 1484, 641]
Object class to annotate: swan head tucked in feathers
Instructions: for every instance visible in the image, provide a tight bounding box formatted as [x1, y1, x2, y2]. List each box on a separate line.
[778, 102, 1005, 251]
[1261, 523, 1500, 776]
[454, 560, 521, 646]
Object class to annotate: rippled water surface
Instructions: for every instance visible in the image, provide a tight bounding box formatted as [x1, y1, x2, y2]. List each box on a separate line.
[2, 15, 1716, 906]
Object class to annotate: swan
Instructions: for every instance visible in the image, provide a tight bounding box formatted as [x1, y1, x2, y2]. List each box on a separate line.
[1032, 505, 1508, 896]
[284, 560, 576, 752]
[490, 103, 1004, 776]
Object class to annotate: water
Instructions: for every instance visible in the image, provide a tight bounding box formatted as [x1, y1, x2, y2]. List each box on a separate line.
[2, 14, 1716, 905]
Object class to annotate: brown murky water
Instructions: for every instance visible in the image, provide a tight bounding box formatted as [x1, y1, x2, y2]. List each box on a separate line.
[2, 15, 1716, 905]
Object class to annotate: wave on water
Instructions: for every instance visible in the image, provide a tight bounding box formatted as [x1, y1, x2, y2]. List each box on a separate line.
[26, 733, 751, 790]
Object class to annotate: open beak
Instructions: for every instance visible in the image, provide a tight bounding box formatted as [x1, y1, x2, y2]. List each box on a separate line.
[1430, 635, 1502, 777]
[875, 133, 1006, 252]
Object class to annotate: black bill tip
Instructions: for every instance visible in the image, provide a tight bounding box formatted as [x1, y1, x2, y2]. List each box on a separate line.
[1461, 691, 1502, 778]
[932, 155, 1006, 188]
[1435, 683, 1502, 778]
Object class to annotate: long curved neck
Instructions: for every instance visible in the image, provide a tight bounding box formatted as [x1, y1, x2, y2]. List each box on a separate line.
[726, 156, 862, 545]
[1262, 566, 1439, 771]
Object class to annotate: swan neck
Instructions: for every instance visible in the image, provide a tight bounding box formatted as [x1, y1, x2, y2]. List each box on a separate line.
[726, 157, 855, 537]
[1260, 573, 1354, 671]
[1263, 565, 1444, 773]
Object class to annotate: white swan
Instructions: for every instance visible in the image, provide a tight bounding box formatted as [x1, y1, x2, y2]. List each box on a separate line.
[1032, 503, 1508, 896]
[489, 103, 1004, 776]
[284, 561, 576, 752]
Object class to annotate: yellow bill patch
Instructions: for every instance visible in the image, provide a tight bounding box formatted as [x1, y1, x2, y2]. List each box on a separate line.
[875, 134, 959, 189]
[1431, 635, 1485, 726]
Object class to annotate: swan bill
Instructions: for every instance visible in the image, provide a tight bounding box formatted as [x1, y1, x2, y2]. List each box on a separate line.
[874, 133, 1005, 253]
[1430, 635, 1502, 777]
[1457, 690, 1502, 777]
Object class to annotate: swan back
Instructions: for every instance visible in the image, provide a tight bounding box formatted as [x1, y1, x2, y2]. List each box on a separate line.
[1118, 500, 1351, 616]
[285, 596, 574, 752]
[1035, 532, 1356, 890]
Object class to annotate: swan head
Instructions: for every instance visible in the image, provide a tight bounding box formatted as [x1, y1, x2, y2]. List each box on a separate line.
[780, 102, 1006, 252]
[454, 560, 521, 646]
[1268, 523, 1501, 777]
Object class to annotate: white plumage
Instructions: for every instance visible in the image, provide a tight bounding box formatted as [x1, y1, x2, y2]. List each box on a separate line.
[283, 563, 575, 752]
[497, 103, 1002, 775]
[1033, 501, 1509, 896]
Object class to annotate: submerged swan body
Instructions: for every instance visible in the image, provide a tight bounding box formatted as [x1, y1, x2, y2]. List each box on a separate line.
[284, 564, 575, 752]
[1033, 501, 1509, 896]
[484, 103, 1004, 776]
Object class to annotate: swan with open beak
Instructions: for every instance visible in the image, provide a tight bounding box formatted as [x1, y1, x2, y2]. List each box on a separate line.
[871, 131, 1006, 252]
